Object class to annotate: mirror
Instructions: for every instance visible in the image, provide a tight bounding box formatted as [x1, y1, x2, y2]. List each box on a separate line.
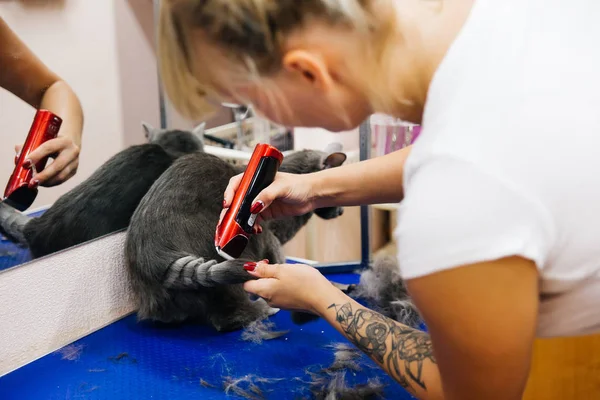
[0, 1, 377, 274]
[0, 1, 291, 272]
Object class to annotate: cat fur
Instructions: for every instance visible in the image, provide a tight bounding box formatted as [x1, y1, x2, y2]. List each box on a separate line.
[0, 122, 205, 258]
[125, 147, 346, 332]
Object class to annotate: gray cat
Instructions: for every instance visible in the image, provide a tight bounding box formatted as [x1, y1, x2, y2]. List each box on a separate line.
[125, 148, 346, 332]
[0, 122, 205, 258]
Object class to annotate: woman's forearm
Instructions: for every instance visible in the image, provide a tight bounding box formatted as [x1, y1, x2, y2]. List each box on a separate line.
[314, 288, 443, 400]
[313, 146, 411, 209]
[41, 80, 84, 147]
[1, 18, 83, 147]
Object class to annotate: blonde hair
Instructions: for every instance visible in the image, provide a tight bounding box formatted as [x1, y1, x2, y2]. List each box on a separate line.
[158, 0, 395, 122]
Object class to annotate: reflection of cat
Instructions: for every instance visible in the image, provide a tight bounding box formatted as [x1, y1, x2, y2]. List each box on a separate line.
[0, 122, 205, 258]
[125, 148, 346, 332]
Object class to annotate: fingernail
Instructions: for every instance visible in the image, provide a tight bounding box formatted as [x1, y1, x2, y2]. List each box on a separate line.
[23, 160, 32, 169]
[222, 200, 227, 208]
[243, 262, 257, 272]
[28, 179, 40, 189]
[250, 200, 264, 214]
[257, 226, 263, 234]
[259, 259, 269, 264]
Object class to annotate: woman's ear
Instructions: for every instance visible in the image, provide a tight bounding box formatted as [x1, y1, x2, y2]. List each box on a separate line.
[282, 50, 333, 92]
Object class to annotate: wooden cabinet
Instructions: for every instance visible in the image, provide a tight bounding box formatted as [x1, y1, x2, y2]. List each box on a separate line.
[283, 207, 388, 263]
[523, 333, 600, 399]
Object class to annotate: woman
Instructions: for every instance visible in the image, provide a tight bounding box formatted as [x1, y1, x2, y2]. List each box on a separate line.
[158, 1, 600, 399]
[0, 17, 83, 187]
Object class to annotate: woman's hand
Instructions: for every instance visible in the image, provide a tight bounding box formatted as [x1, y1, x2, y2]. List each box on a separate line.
[1, 19, 83, 188]
[243, 261, 339, 314]
[15, 131, 81, 188]
[221, 172, 318, 223]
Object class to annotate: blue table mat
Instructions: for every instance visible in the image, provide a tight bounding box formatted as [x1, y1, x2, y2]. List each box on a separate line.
[1, 272, 417, 400]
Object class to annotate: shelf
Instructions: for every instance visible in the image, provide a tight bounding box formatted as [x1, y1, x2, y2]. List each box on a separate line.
[372, 203, 400, 211]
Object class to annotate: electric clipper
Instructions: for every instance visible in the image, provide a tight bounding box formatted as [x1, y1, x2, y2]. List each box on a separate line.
[3, 110, 62, 211]
[215, 143, 284, 260]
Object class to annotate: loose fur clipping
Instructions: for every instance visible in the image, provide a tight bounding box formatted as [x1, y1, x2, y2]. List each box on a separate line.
[222, 375, 284, 400]
[346, 256, 422, 328]
[295, 342, 386, 400]
[200, 342, 385, 399]
[324, 343, 363, 372]
[314, 372, 385, 400]
[55, 344, 84, 361]
[241, 320, 289, 344]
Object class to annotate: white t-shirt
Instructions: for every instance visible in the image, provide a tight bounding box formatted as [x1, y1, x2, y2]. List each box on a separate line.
[395, 0, 600, 338]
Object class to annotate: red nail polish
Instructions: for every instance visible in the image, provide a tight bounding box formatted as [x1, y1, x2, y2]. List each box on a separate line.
[244, 262, 257, 272]
[29, 179, 39, 189]
[257, 226, 263, 234]
[250, 201, 264, 214]
[23, 160, 32, 169]
[260, 259, 269, 264]
[222, 200, 227, 208]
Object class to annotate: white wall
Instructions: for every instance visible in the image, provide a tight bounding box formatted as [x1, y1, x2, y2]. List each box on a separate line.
[0, 0, 134, 208]
[293, 126, 359, 153]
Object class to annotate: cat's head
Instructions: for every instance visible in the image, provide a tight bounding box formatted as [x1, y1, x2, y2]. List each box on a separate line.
[279, 143, 347, 220]
[141, 121, 205, 158]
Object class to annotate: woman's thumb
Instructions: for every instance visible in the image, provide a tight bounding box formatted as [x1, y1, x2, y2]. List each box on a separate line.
[245, 261, 280, 279]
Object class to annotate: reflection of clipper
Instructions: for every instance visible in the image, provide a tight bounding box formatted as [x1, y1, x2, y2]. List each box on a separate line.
[4, 110, 62, 211]
[215, 143, 283, 260]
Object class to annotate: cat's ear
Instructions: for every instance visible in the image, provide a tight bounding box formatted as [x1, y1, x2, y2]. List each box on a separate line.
[192, 121, 206, 140]
[322, 142, 346, 169]
[323, 152, 347, 169]
[141, 121, 157, 141]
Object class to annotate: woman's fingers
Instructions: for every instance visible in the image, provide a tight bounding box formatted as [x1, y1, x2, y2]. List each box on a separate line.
[223, 173, 243, 207]
[246, 261, 279, 278]
[43, 159, 78, 187]
[26, 137, 66, 165]
[249, 180, 284, 216]
[32, 141, 79, 186]
[243, 262, 279, 299]
[243, 278, 275, 301]
[14, 144, 23, 164]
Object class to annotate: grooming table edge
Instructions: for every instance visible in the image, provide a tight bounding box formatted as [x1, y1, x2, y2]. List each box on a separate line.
[0, 231, 135, 376]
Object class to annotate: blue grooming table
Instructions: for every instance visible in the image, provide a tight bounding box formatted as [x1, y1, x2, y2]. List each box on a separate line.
[0, 271, 417, 400]
[0, 208, 417, 399]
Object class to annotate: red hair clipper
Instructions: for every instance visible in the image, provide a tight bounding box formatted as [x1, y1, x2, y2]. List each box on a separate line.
[3, 109, 62, 211]
[215, 143, 284, 260]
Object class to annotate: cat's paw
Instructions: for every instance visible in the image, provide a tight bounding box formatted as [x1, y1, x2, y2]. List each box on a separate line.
[290, 311, 320, 325]
[253, 297, 280, 317]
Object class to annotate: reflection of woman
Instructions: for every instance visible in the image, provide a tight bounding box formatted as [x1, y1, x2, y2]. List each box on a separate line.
[0, 17, 83, 187]
[158, 1, 600, 399]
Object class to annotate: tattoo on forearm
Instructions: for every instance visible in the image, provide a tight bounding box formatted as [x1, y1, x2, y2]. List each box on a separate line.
[328, 302, 436, 393]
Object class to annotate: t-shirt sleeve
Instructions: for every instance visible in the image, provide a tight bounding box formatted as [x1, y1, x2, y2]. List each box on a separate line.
[395, 156, 554, 280]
